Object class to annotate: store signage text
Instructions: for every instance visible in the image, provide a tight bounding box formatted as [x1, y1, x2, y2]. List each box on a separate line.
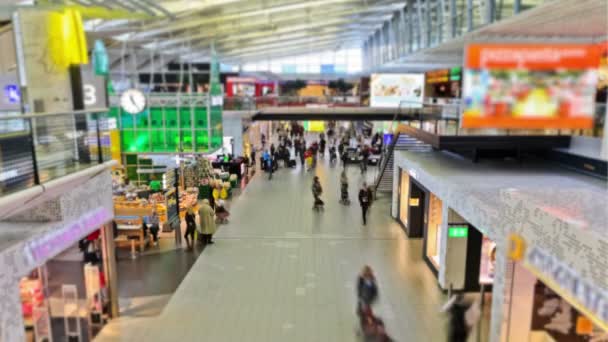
[448, 226, 468, 238]
[526, 246, 608, 323]
[26, 207, 112, 264]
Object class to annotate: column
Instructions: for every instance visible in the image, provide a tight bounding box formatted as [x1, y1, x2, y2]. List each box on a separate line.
[0, 277, 25, 342]
[602, 100, 608, 159]
[100, 223, 119, 318]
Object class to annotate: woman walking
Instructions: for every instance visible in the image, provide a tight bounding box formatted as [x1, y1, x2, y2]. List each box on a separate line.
[184, 207, 196, 250]
[198, 199, 217, 245]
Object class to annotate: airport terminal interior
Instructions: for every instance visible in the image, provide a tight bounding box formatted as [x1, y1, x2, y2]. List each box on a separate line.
[0, 0, 606, 341]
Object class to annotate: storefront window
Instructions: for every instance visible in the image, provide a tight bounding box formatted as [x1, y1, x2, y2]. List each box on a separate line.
[479, 236, 497, 285]
[503, 263, 606, 341]
[399, 170, 410, 227]
[426, 192, 443, 268]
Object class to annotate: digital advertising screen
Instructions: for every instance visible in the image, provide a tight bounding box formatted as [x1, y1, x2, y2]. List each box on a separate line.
[370, 73, 424, 108]
[462, 44, 601, 129]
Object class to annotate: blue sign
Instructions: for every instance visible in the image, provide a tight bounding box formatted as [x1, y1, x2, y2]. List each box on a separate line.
[4, 85, 20, 103]
[321, 64, 335, 74]
[383, 133, 394, 147]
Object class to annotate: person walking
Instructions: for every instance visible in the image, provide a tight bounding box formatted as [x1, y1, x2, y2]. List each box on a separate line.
[441, 294, 481, 342]
[312, 176, 323, 210]
[319, 136, 326, 158]
[198, 199, 217, 245]
[250, 148, 256, 168]
[357, 265, 378, 308]
[184, 207, 197, 250]
[339, 170, 350, 205]
[358, 182, 372, 225]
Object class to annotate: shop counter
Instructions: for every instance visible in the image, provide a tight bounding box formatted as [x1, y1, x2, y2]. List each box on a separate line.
[114, 216, 148, 252]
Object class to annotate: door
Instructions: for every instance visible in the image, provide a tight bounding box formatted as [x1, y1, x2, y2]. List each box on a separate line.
[407, 182, 425, 238]
[398, 170, 410, 227]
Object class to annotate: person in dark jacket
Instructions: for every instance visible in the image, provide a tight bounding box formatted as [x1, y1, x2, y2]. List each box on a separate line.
[319, 137, 326, 157]
[358, 182, 372, 225]
[184, 207, 197, 250]
[312, 176, 323, 209]
[357, 265, 378, 306]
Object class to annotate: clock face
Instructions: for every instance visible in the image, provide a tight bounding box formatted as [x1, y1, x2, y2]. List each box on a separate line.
[120, 89, 147, 114]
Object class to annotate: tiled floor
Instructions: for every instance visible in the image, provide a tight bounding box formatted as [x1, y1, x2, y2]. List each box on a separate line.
[96, 159, 448, 341]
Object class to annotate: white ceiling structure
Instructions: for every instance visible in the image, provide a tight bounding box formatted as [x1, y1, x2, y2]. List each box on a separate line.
[56, 0, 409, 65]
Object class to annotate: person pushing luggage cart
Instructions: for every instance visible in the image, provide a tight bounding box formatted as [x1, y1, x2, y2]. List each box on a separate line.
[339, 170, 350, 205]
[312, 176, 324, 211]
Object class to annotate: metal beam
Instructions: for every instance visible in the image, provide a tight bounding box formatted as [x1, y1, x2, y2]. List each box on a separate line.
[219, 34, 364, 57]
[131, 3, 403, 44]
[133, 0, 380, 39]
[221, 40, 361, 62]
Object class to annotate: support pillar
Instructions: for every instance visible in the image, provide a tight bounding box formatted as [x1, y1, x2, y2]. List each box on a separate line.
[100, 223, 119, 318]
[466, 0, 474, 31]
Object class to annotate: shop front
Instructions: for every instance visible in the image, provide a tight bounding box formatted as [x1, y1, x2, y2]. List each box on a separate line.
[396, 169, 425, 238]
[0, 170, 117, 342]
[392, 149, 608, 342]
[502, 239, 608, 341]
[18, 216, 115, 342]
[424, 67, 462, 104]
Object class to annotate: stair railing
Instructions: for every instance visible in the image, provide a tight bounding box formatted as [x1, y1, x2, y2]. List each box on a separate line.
[373, 102, 406, 193]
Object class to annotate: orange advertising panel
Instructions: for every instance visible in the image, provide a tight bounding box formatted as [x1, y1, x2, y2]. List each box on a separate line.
[462, 44, 601, 129]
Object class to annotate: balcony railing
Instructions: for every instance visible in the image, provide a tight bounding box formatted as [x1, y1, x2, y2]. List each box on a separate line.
[0, 109, 112, 196]
[223, 95, 362, 111]
[393, 101, 607, 138]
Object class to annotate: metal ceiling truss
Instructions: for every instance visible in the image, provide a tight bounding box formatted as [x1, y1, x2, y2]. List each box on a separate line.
[363, 0, 606, 71]
[72, 0, 410, 66]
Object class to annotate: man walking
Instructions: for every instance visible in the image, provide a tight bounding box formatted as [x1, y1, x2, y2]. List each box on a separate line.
[358, 182, 372, 225]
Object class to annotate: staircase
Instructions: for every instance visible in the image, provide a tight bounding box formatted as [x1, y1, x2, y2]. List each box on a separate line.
[375, 133, 431, 193]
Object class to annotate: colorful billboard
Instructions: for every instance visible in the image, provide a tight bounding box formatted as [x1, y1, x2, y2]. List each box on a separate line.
[370, 74, 424, 108]
[462, 44, 600, 129]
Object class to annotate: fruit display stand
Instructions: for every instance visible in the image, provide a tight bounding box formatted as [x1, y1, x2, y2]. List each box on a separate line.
[179, 189, 199, 218]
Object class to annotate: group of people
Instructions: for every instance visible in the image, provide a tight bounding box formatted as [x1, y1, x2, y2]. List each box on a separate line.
[182, 199, 220, 250]
[313, 173, 374, 225]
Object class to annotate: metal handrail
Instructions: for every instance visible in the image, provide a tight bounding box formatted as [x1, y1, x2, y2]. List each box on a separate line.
[0, 108, 109, 120]
[0, 109, 112, 197]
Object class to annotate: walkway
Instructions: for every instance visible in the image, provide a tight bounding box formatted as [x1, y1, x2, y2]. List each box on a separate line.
[97, 160, 447, 341]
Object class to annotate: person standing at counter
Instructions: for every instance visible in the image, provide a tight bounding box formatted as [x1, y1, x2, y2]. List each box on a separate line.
[198, 199, 217, 245]
[148, 210, 160, 246]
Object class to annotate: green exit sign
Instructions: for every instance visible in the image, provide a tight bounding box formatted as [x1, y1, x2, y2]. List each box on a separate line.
[448, 226, 468, 238]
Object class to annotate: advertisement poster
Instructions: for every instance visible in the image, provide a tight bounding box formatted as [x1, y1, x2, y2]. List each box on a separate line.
[462, 44, 600, 129]
[370, 74, 424, 108]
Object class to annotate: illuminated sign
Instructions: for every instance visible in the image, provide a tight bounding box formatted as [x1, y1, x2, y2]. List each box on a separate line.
[426, 68, 462, 84]
[462, 44, 599, 129]
[4, 84, 20, 103]
[370, 73, 424, 108]
[26, 207, 112, 264]
[426, 70, 449, 84]
[448, 225, 468, 238]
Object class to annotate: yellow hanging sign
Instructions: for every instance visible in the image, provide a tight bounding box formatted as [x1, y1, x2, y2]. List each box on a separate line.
[48, 8, 88, 68]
